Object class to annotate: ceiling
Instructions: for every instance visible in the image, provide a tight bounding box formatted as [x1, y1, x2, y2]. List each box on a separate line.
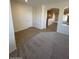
[11, 0, 68, 5]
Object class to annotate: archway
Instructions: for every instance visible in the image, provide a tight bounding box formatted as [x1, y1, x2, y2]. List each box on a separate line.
[46, 8, 59, 27]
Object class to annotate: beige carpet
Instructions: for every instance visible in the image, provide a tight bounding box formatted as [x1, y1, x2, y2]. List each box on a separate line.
[10, 23, 69, 59]
[15, 23, 57, 48]
[20, 32, 69, 59]
[10, 32, 69, 59]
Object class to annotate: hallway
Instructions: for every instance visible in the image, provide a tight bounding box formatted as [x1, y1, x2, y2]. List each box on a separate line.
[42, 23, 57, 32]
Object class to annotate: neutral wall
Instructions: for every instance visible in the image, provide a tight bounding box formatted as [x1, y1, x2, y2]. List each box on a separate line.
[11, 1, 32, 32]
[9, 5, 16, 53]
[32, 6, 42, 29]
[32, 5, 47, 29]
[41, 5, 47, 29]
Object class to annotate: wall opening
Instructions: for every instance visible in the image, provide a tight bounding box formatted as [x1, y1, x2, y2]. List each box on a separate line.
[63, 8, 69, 25]
[46, 8, 59, 31]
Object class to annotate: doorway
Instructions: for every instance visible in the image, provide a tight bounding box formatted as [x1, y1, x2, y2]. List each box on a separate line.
[46, 8, 59, 31]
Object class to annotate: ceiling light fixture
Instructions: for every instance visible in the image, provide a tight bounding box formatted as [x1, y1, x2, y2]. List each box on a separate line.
[25, 0, 28, 2]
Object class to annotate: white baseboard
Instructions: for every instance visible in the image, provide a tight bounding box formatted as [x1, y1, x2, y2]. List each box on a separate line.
[15, 26, 32, 32]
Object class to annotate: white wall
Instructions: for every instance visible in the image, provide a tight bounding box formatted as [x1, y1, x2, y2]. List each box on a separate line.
[32, 5, 47, 29]
[32, 6, 42, 29]
[41, 5, 47, 29]
[58, 24, 69, 35]
[11, 1, 32, 32]
[9, 5, 16, 53]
